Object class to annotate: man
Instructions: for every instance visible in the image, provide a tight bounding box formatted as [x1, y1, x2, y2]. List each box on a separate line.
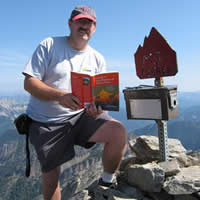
[23, 5, 127, 200]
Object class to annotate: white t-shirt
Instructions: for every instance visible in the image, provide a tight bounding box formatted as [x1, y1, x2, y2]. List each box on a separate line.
[23, 36, 106, 123]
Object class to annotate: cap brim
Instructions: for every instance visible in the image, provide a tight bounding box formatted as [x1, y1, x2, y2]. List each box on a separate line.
[72, 14, 96, 22]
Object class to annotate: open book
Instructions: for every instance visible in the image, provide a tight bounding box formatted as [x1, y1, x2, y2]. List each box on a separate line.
[71, 71, 119, 111]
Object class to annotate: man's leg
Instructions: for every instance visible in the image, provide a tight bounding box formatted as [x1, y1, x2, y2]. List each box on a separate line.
[88, 120, 127, 174]
[42, 166, 61, 200]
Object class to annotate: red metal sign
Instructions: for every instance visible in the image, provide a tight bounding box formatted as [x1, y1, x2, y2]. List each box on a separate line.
[134, 27, 178, 79]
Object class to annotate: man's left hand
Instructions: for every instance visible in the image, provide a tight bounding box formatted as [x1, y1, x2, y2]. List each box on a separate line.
[86, 103, 103, 118]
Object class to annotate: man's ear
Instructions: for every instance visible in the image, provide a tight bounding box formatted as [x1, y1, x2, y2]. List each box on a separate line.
[92, 23, 97, 33]
[68, 20, 72, 28]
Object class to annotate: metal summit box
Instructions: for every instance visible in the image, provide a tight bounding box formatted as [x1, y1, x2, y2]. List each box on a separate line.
[123, 85, 178, 120]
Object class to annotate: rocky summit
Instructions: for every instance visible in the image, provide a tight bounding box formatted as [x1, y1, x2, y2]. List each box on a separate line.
[69, 135, 200, 200]
[1, 98, 200, 199]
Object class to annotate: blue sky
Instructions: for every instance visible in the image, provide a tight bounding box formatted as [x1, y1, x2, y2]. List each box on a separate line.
[0, 0, 200, 95]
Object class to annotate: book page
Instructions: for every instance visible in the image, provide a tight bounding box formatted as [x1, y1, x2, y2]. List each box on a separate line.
[92, 72, 119, 111]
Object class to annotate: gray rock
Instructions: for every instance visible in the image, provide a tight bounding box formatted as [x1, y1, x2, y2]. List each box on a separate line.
[89, 186, 138, 200]
[175, 153, 191, 168]
[129, 136, 186, 161]
[66, 190, 89, 200]
[117, 182, 144, 199]
[147, 190, 174, 200]
[174, 194, 199, 200]
[175, 153, 200, 168]
[158, 159, 180, 176]
[186, 154, 200, 167]
[125, 162, 165, 192]
[163, 166, 200, 195]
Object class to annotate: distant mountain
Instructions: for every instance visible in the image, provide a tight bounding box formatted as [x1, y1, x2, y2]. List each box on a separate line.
[173, 105, 200, 122]
[134, 118, 200, 151]
[0, 129, 42, 200]
[0, 92, 29, 103]
[0, 98, 27, 119]
[177, 91, 200, 110]
[0, 98, 26, 136]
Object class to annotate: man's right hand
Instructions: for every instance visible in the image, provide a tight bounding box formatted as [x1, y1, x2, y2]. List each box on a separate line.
[59, 93, 82, 110]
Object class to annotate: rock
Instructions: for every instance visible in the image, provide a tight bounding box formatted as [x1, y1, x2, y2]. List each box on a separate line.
[61, 155, 103, 198]
[186, 152, 200, 167]
[175, 153, 190, 168]
[174, 194, 199, 200]
[89, 186, 138, 200]
[187, 151, 200, 160]
[61, 177, 82, 198]
[147, 189, 174, 200]
[129, 136, 160, 161]
[119, 156, 138, 171]
[125, 162, 165, 192]
[158, 159, 180, 176]
[0, 142, 18, 158]
[129, 136, 186, 161]
[175, 153, 200, 168]
[116, 182, 144, 199]
[193, 191, 200, 198]
[68, 190, 89, 200]
[163, 166, 200, 195]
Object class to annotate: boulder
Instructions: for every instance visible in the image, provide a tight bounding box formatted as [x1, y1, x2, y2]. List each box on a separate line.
[69, 190, 89, 200]
[163, 166, 200, 195]
[89, 186, 138, 200]
[158, 159, 180, 176]
[174, 194, 199, 200]
[124, 162, 165, 192]
[129, 136, 186, 161]
[116, 182, 145, 199]
[147, 190, 174, 200]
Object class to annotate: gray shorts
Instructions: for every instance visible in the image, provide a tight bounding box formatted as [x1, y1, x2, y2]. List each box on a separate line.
[29, 111, 107, 173]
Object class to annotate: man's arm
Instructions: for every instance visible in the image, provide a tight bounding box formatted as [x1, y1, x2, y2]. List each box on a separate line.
[24, 75, 65, 101]
[24, 75, 81, 110]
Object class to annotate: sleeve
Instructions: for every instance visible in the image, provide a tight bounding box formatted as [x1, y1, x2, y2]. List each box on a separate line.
[23, 39, 50, 80]
[95, 51, 107, 74]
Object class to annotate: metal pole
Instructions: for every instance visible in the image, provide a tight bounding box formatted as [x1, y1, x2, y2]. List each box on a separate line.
[156, 120, 169, 161]
[155, 77, 169, 161]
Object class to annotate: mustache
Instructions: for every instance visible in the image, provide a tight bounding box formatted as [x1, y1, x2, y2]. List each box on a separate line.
[78, 28, 89, 32]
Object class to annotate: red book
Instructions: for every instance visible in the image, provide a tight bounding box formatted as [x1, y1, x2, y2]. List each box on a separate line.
[71, 71, 119, 111]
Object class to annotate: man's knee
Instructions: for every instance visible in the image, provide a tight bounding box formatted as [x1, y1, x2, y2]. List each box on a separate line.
[89, 119, 127, 146]
[107, 120, 127, 145]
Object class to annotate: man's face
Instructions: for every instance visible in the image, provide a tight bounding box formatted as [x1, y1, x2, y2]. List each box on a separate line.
[69, 18, 96, 42]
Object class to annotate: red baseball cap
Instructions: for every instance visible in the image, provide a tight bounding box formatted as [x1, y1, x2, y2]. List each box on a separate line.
[70, 6, 96, 22]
